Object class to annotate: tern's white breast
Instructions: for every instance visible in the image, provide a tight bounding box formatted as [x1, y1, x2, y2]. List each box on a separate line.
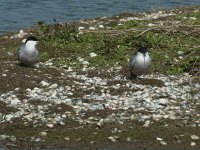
[131, 52, 151, 76]
[18, 41, 39, 66]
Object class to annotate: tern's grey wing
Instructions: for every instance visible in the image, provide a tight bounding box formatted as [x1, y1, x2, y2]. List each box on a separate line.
[18, 43, 25, 61]
[130, 51, 137, 69]
[35, 49, 40, 62]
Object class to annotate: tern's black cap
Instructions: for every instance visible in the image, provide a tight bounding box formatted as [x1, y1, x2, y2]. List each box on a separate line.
[25, 36, 37, 43]
[138, 47, 148, 54]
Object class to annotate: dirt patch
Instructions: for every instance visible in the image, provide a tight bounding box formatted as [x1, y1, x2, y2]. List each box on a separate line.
[0, 101, 18, 114]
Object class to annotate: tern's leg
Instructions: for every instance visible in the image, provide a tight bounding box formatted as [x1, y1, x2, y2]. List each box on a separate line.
[130, 72, 138, 80]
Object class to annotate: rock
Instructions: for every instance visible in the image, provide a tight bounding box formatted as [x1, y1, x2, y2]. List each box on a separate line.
[64, 137, 70, 141]
[158, 98, 168, 105]
[66, 66, 73, 72]
[190, 17, 197, 20]
[78, 57, 84, 62]
[78, 26, 85, 30]
[148, 23, 155, 27]
[10, 98, 21, 105]
[39, 131, 47, 137]
[10, 135, 17, 142]
[40, 81, 50, 87]
[191, 135, 199, 140]
[160, 141, 167, 146]
[177, 51, 184, 56]
[156, 137, 163, 141]
[96, 119, 104, 127]
[2, 74, 7, 77]
[108, 136, 116, 142]
[81, 61, 89, 65]
[82, 67, 87, 72]
[49, 83, 58, 89]
[89, 52, 97, 57]
[46, 123, 54, 128]
[34, 138, 42, 142]
[152, 114, 162, 121]
[10, 30, 27, 39]
[126, 137, 131, 142]
[0, 135, 7, 140]
[157, 137, 167, 146]
[111, 128, 119, 134]
[99, 25, 104, 28]
[191, 142, 196, 147]
[143, 120, 151, 127]
[89, 26, 95, 30]
[21, 38, 26, 43]
[5, 114, 13, 121]
[90, 141, 97, 144]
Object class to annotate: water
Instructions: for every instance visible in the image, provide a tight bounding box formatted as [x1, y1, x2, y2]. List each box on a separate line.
[0, 0, 200, 34]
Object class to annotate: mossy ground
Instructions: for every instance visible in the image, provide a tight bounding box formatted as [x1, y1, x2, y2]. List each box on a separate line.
[0, 6, 200, 150]
[1, 119, 200, 149]
[32, 6, 199, 75]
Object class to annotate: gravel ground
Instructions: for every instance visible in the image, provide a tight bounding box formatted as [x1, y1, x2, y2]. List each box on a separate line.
[0, 59, 199, 149]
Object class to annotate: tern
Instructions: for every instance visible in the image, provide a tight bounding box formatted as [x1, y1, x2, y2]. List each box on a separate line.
[130, 47, 151, 78]
[18, 36, 39, 67]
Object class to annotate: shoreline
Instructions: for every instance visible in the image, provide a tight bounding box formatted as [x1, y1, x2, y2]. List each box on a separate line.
[1, 4, 200, 36]
[0, 6, 200, 149]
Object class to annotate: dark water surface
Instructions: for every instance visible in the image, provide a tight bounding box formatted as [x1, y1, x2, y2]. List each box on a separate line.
[1, 0, 200, 34]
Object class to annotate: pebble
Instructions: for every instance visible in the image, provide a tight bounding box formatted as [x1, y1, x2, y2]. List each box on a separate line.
[148, 23, 155, 27]
[156, 137, 167, 146]
[5, 114, 13, 121]
[39, 132, 47, 137]
[143, 120, 151, 127]
[108, 136, 116, 142]
[64, 137, 70, 141]
[89, 26, 95, 30]
[177, 51, 184, 56]
[10, 135, 16, 142]
[10, 98, 21, 105]
[81, 61, 89, 65]
[40, 81, 50, 87]
[126, 137, 131, 142]
[160, 141, 167, 146]
[34, 138, 42, 142]
[190, 17, 197, 20]
[66, 66, 73, 72]
[158, 98, 168, 105]
[89, 52, 97, 57]
[191, 135, 199, 140]
[49, 83, 58, 89]
[10, 30, 27, 39]
[191, 142, 196, 147]
[156, 137, 163, 141]
[46, 123, 54, 128]
[0, 135, 7, 140]
[90, 141, 97, 144]
[2, 74, 7, 77]
[78, 26, 85, 30]
[99, 25, 104, 28]
[96, 119, 104, 127]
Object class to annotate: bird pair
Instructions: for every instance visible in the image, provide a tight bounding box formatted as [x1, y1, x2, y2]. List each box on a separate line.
[18, 36, 151, 78]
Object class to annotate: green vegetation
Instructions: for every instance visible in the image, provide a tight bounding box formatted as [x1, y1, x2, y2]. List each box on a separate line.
[29, 7, 199, 75]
